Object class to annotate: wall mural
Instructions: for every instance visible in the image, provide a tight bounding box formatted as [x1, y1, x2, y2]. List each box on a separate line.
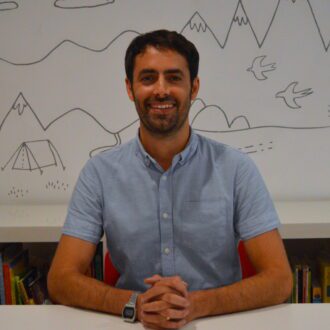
[0, 0, 329, 202]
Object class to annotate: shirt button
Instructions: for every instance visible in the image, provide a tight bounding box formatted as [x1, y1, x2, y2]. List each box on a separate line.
[164, 248, 170, 255]
[162, 212, 169, 219]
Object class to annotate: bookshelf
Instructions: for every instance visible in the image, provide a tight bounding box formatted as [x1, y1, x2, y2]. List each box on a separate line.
[1, 201, 330, 242]
[1, 202, 329, 304]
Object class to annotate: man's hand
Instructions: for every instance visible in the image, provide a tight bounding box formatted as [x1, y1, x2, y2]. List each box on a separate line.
[137, 275, 193, 330]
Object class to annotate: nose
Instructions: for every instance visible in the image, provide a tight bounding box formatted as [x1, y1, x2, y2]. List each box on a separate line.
[153, 76, 169, 98]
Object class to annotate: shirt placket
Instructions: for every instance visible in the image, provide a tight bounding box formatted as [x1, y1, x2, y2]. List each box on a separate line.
[158, 170, 175, 276]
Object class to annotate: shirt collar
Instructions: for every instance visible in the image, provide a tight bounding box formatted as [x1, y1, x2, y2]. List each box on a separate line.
[135, 128, 198, 169]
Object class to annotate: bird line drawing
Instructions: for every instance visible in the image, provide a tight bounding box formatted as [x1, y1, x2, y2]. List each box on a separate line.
[275, 82, 313, 109]
[247, 55, 276, 81]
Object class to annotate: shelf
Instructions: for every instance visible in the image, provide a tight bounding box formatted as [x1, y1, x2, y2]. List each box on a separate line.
[275, 201, 330, 239]
[0, 201, 330, 242]
[0, 204, 66, 242]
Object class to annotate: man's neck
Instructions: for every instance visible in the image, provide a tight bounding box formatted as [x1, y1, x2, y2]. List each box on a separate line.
[139, 124, 191, 171]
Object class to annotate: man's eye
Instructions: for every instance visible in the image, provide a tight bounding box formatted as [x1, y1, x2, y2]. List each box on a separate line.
[141, 76, 154, 83]
[169, 76, 181, 82]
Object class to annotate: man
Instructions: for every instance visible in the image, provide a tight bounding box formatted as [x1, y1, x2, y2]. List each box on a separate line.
[48, 30, 292, 329]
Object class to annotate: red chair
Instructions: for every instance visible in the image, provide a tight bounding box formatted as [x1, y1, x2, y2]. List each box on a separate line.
[104, 251, 120, 286]
[104, 241, 255, 285]
[238, 240, 256, 279]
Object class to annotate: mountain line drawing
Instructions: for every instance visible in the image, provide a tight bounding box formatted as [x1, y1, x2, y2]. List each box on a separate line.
[54, 0, 115, 9]
[0, 92, 123, 141]
[190, 98, 330, 133]
[181, 0, 329, 52]
[0, 93, 138, 165]
[181, 1, 279, 49]
[1, 0, 330, 65]
[0, 30, 140, 66]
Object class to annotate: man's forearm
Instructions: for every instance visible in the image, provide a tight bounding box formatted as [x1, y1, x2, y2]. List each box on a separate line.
[48, 270, 132, 315]
[190, 270, 292, 319]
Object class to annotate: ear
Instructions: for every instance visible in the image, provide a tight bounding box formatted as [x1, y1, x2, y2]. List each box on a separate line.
[125, 78, 135, 102]
[191, 77, 200, 101]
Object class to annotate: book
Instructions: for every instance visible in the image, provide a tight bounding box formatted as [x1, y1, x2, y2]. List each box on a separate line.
[20, 268, 38, 304]
[93, 242, 103, 282]
[302, 264, 311, 303]
[1, 243, 23, 304]
[318, 254, 330, 303]
[27, 272, 48, 304]
[2, 245, 29, 305]
[0, 252, 5, 304]
[312, 279, 322, 303]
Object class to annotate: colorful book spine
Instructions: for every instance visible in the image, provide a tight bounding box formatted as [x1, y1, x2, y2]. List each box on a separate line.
[0, 253, 5, 304]
[319, 258, 330, 303]
[2, 264, 12, 304]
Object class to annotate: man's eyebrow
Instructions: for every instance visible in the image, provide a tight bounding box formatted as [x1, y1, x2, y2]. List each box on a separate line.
[137, 68, 184, 77]
[164, 69, 184, 75]
[138, 69, 157, 76]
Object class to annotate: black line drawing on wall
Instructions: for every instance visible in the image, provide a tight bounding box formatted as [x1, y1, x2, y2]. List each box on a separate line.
[181, 1, 330, 52]
[1, 1, 330, 66]
[7, 187, 29, 199]
[190, 97, 330, 133]
[181, 0, 280, 49]
[0, 92, 125, 166]
[0, 30, 140, 66]
[0, 1, 18, 11]
[307, 0, 330, 51]
[238, 141, 274, 155]
[247, 55, 276, 81]
[275, 82, 313, 109]
[1, 140, 65, 175]
[45, 180, 69, 191]
[54, 0, 115, 9]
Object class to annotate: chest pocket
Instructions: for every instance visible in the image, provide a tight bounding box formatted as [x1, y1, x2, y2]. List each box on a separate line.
[178, 199, 230, 256]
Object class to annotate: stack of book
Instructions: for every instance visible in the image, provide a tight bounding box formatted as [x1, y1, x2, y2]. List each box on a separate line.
[289, 253, 330, 303]
[0, 243, 48, 305]
[0, 242, 103, 305]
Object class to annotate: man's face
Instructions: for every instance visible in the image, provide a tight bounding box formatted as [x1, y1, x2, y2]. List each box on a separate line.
[126, 46, 199, 137]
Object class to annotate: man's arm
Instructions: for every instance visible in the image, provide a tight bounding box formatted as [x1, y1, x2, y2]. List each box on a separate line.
[47, 234, 133, 314]
[142, 229, 292, 328]
[189, 229, 292, 319]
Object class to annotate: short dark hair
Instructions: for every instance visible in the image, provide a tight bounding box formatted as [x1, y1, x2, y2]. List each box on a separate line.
[125, 29, 199, 84]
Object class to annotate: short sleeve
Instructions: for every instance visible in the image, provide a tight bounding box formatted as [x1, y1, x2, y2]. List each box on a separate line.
[62, 159, 104, 244]
[234, 153, 280, 241]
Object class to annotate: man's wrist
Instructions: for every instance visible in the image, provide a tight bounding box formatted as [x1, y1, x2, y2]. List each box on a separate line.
[122, 291, 140, 322]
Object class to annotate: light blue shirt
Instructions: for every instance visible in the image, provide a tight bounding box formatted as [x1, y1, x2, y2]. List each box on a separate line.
[63, 130, 280, 291]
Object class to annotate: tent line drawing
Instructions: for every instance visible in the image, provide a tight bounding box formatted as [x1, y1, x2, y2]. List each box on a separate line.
[1, 139, 65, 175]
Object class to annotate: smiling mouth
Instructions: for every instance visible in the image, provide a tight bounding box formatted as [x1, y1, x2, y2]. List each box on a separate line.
[147, 103, 176, 112]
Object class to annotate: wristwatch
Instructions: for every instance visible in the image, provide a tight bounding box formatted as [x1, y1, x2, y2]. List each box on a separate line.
[122, 291, 140, 322]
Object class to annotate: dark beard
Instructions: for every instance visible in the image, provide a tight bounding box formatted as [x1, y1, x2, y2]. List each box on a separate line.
[133, 94, 192, 137]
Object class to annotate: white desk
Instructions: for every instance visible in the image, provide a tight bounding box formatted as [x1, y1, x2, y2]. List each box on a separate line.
[0, 304, 328, 330]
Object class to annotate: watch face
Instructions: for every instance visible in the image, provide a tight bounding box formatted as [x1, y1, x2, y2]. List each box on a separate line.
[123, 306, 135, 319]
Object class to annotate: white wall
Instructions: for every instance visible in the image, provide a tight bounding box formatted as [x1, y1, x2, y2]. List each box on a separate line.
[0, 0, 329, 203]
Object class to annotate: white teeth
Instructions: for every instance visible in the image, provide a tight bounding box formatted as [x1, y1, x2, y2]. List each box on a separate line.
[150, 104, 174, 109]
